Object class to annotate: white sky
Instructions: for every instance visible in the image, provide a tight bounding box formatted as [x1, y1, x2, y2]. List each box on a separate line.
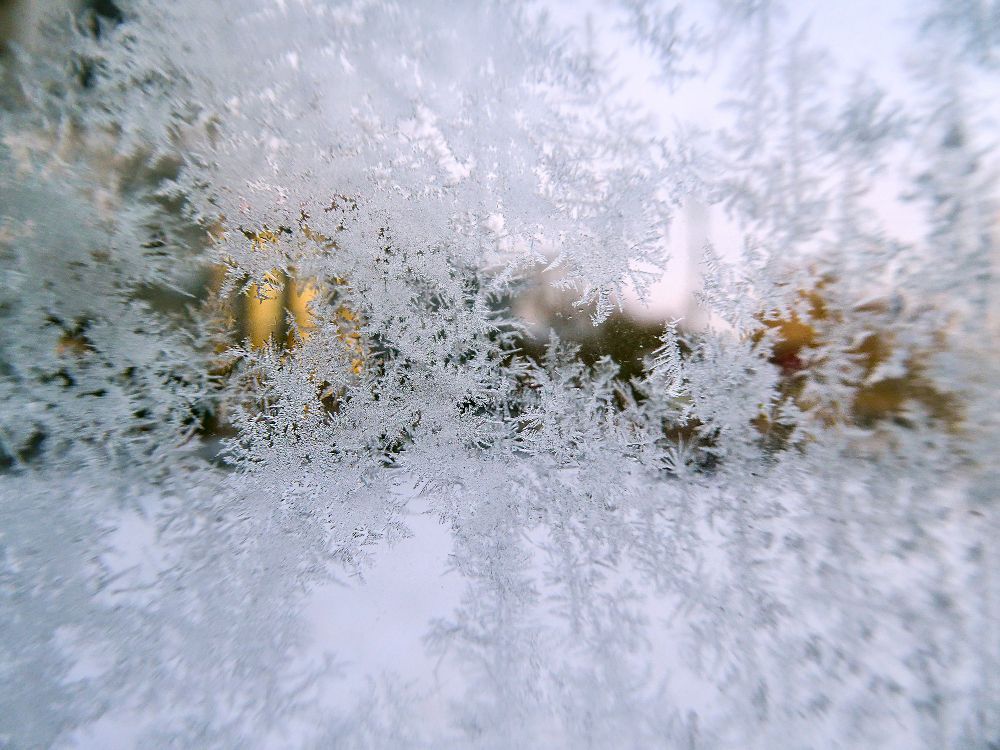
[539, 0, 998, 319]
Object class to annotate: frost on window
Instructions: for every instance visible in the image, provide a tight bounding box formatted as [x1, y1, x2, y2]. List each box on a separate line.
[0, 0, 996, 747]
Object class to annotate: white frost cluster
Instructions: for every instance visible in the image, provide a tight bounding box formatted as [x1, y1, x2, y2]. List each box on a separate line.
[0, 0, 997, 747]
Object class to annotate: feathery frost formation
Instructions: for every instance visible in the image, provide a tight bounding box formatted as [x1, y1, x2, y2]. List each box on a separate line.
[0, 0, 997, 747]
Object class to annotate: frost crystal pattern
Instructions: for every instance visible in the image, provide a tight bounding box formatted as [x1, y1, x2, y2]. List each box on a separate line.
[0, 0, 997, 747]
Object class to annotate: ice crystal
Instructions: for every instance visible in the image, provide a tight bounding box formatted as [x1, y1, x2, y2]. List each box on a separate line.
[0, 0, 996, 747]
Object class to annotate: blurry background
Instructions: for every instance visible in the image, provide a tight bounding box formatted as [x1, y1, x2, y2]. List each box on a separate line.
[2, 0, 996, 444]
